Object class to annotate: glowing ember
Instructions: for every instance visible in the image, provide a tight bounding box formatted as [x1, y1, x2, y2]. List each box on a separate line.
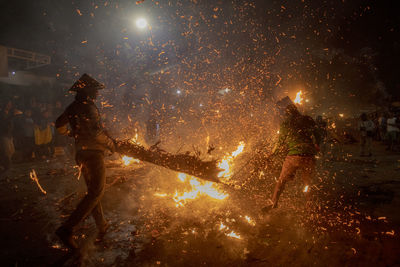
[217, 142, 245, 179]
[219, 222, 227, 230]
[226, 231, 241, 239]
[294, 90, 303, 104]
[339, 113, 344, 118]
[303, 185, 309, 193]
[154, 193, 168, 197]
[122, 155, 140, 166]
[244, 215, 256, 226]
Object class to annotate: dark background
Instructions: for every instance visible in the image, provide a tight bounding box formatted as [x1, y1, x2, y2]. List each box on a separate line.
[0, 0, 399, 108]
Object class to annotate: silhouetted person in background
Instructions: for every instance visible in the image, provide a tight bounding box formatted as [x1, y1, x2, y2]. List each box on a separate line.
[358, 113, 375, 157]
[0, 101, 14, 177]
[22, 109, 35, 160]
[386, 113, 399, 151]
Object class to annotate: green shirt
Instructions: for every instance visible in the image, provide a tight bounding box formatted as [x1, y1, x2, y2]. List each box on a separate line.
[276, 114, 321, 156]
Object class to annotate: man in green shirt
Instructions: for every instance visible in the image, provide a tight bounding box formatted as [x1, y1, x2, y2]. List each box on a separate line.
[263, 99, 321, 211]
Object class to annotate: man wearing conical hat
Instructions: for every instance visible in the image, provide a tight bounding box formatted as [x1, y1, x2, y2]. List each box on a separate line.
[55, 74, 115, 249]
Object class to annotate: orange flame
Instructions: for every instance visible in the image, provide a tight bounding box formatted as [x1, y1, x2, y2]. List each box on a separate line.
[226, 231, 241, 239]
[218, 222, 242, 239]
[122, 155, 140, 166]
[217, 142, 245, 179]
[130, 131, 141, 144]
[244, 215, 256, 226]
[294, 90, 303, 104]
[173, 173, 228, 207]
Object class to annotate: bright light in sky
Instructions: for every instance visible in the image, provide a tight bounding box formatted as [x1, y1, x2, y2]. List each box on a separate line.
[136, 18, 148, 29]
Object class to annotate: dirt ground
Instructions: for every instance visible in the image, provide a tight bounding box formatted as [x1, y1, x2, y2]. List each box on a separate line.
[0, 141, 399, 267]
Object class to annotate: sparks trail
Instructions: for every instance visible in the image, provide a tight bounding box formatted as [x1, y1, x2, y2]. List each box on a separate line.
[29, 169, 47, 195]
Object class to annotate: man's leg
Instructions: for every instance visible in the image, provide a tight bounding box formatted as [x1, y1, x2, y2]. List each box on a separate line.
[300, 157, 316, 205]
[366, 136, 372, 155]
[64, 152, 105, 230]
[57, 151, 105, 248]
[88, 157, 109, 236]
[270, 156, 298, 208]
[360, 136, 366, 156]
[387, 132, 394, 150]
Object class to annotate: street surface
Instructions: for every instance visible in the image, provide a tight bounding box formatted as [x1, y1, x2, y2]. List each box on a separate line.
[0, 142, 399, 266]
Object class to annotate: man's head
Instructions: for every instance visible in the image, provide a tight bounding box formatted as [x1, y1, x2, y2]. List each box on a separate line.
[70, 73, 104, 100]
[275, 96, 300, 118]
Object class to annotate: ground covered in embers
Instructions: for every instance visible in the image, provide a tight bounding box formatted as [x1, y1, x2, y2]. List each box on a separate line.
[0, 142, 399, 266]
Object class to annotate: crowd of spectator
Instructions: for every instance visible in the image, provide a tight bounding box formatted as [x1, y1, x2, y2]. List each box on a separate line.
[358, 111, 400, 156]
[0, 97, 69, 177]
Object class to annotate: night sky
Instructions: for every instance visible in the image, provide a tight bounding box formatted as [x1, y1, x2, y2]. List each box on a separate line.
[0, 0, 399, 102]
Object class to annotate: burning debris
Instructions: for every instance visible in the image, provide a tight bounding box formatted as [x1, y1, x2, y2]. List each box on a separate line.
[116, 140, 223, 183]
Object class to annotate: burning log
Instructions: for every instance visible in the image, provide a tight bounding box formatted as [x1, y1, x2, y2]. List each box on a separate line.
[115, 140, 222, 183]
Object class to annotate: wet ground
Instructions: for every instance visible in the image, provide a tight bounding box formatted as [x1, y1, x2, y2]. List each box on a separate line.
[0, 141, 399, 266]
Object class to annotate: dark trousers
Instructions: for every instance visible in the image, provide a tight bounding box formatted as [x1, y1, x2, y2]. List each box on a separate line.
[63, 150, 106, 231]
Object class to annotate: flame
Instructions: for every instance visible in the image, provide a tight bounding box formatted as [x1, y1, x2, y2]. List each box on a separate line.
[294, 90, 303, 104]
[226, 231, 241, 239]
[244, 215, 256, 226]
[130, 131, 141, 144]
[219, 222, 227, 230]
[217, 142, 245, 179]
[218, 222, 242, 239]
[122, 155, 140, 166]
[173, 173, 228, 207]
[122, 131, 142, 166]
[303, 185, 309, 193]
[178, 172, 187, 182]
[339, 113, 344, 118]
